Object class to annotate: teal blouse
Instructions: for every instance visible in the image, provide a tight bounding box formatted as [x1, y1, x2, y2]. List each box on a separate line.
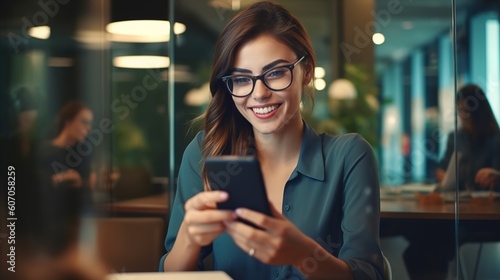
[160, 123, 384, 280]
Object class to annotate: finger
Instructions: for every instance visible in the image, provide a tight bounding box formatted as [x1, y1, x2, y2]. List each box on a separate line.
[187, 222, 226, 235]
[185, 209, 235, 225]
[475, 170, 486, 183]
[224, 221, 267, 257]
[190, 231, 226, 246]
[234, 208, 278, 231]
[185, 191, 228, 210]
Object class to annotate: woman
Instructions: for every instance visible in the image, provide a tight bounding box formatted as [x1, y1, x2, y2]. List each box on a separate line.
[161, 2, 383, 279]
[41, 100, 94, 190]
[435, 84, 500, 191]
[38, 101, 95, 255]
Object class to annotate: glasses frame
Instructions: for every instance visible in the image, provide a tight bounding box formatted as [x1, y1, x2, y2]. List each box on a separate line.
[221, 56, 306, 97]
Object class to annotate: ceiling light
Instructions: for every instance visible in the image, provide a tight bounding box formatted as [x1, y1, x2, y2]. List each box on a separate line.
[329, 79, 357, 100]
[28, 26, 50, 40]
[113, 55, 170, 69]
[314, 67, 325, 78]
[106, 20, 186, 43]
[314, 78, 326, 91]
[372, 33, 385, 45]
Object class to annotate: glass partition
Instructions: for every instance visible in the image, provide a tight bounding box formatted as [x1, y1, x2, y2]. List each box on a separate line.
[0, 0, 499, 279]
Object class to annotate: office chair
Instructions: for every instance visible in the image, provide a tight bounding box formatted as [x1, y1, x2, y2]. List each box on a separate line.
[83, 217, 166, 273]
[383, 253, 393, 280]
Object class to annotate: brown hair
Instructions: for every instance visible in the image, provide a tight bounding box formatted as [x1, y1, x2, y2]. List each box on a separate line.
[457, 84, 499, 140]
[55, 100, 90, 136]
[201, 1, 316, 190]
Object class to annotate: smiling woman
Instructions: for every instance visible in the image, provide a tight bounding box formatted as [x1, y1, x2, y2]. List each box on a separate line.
[160, 2, 384, 280]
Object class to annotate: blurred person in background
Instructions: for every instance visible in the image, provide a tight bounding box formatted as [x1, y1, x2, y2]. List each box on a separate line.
[37, 100, 96, 256]
[404, 84, 500, 280]
[435, 84, 500, 192]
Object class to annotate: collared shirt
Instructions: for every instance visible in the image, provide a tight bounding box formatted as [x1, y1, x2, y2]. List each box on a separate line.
[160, 122, 384, 280]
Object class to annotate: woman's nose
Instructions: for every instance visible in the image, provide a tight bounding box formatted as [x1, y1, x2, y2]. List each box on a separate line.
[252, 79, 271, 100]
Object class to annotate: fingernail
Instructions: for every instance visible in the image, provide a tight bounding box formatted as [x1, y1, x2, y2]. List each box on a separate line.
[219, 192, 228, 199]
[235, 208, 243, 216]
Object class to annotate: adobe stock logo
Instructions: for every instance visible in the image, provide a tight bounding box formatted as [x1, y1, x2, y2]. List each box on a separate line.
[8, 0, 71, 53]
[207, 161, 243, 190]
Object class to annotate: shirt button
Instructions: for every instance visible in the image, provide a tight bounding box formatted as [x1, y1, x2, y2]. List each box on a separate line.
[284, 204, 291, 211]
[273, 270, 279, 278]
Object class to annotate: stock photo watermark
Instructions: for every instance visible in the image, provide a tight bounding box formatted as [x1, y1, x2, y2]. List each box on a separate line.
[340, 0, 406, 63]
[8, 0, 71, 53]
[5, 166, 17, 273]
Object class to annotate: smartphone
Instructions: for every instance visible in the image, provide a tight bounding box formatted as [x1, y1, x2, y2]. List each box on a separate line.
[204, 156, 272, 219]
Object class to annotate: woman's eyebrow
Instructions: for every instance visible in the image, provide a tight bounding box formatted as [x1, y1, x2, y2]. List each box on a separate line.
[231, 59, 290, 74]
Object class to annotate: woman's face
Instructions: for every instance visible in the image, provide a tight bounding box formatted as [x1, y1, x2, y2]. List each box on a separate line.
[230, 34, 309, 136]
[458, 100, 474, 132]
[65, 108, 93, 143]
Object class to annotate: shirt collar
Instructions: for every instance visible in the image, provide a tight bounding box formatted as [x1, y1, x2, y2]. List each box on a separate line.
[294, 121, 325, 181]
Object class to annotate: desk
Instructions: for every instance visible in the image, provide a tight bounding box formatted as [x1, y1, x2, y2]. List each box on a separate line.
[98, 192, 499, 221]
[107, 271, 232, 280]
[381, 199, 500, 220]
[98, 193, 169, 215]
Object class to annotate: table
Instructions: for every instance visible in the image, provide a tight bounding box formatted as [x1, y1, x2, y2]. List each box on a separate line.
[381, 198, 500, 220]
[98, 192, 500, 221]
[107, 271, 232, 280]
[98, 193, 169, 215]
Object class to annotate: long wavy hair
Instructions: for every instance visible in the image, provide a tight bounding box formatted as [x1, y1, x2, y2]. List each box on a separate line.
[200, 1, 316, 190]
[457, 84, 499, 141]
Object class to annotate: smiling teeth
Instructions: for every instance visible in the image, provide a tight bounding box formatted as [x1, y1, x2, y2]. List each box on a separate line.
[252, 105, 278, 114]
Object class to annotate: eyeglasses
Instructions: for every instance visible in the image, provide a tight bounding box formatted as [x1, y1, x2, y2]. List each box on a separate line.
[221, 56, 305, 97]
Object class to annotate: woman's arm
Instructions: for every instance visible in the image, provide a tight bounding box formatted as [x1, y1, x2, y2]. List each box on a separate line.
[160, 132, 235, 271]
[164, 191, 235, 271]
[224, 134, 383, 279]
[331, 134, 384, 279]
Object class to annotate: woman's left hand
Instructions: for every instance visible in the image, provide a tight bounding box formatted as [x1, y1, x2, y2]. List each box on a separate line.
[224, 203, 315, 265]
[475, 168, 500, 189]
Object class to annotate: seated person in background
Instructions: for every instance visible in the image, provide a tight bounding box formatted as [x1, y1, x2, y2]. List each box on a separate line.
[41, 100, 95, 191]
[38, 100, 95, 254]
[435, 84, 500, 192]
[404, 84, 500, 280]
[160, 2, 384, 280]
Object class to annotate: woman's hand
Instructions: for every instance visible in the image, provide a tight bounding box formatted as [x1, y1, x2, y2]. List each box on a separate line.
[183, 191, 236, 246]
[52, 169, 82, 187]
[475, 168, 500, 189]
[224, 203, 315, 266]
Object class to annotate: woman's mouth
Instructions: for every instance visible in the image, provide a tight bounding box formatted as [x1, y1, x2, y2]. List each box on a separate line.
[251, 104, 280, 115]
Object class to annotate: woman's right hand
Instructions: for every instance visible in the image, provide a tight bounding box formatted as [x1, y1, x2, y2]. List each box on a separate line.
[52, 169, 82, 188]
[183, 191, 236, 246]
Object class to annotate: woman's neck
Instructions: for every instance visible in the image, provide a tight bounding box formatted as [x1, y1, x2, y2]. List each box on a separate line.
[254, 116, 303, 166]
[52, 132, 76, 148]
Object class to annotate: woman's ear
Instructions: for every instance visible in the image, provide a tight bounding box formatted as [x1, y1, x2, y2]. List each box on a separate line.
[303, 69, 313, 85]
[302, 61, 313, 85]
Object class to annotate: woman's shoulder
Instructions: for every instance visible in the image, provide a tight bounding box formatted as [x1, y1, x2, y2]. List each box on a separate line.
[181, 130, 205, 161]
[320, 132, 371, 151]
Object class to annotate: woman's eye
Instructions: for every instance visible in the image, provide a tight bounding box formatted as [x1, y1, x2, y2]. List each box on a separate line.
[232, 77, 251, 85]
[266, 68, 287, 79]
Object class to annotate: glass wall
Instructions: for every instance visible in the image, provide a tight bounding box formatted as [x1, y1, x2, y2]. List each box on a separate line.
[0, 0, 499, 279]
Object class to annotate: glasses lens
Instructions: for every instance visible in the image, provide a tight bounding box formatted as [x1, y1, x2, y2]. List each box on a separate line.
[264, 66, 292, 91]
[227, 76, 253, 96]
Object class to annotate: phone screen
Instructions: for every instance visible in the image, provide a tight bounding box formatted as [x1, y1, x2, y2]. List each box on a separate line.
[205, 156, 272, 218]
